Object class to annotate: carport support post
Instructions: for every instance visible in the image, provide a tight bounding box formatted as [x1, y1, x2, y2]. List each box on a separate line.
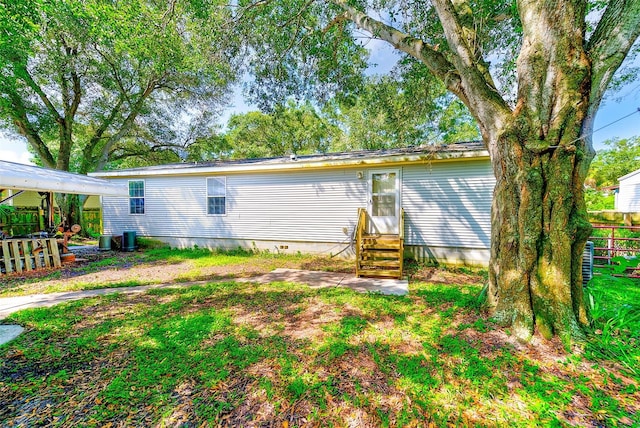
[47, 192, 54, 230]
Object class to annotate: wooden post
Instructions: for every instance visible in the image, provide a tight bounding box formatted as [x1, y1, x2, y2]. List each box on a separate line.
[49, 238, 61, 268]
[2, 241, 12, 273]
[11, 240, 22, 273]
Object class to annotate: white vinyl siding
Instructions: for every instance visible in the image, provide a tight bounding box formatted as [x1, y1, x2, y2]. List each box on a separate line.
[402, 160, 495, 249]
[101, 159, 495, 255]
[617, 170, 640, 212]
[103, 169, 367, 242]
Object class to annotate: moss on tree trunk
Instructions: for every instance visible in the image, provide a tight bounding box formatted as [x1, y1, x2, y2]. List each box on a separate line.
[487, 129, 593, 345]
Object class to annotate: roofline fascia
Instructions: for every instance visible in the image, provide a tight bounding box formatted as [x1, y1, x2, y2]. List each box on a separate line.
[90, 149, 490, 178]
[618, 168, 640, 182]
[0, 161, 128, 196]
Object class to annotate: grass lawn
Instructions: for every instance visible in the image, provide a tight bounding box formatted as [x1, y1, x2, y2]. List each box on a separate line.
[0, 247, 354, 297]
[0, 249, 638, 426]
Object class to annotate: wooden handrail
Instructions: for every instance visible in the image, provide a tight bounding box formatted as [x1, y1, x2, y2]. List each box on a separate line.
[399, 208, 404, 279]
[355, 208, 366, 277]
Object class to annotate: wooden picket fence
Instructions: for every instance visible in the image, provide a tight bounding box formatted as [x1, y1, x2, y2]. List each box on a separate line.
[0, 238, 61, 274]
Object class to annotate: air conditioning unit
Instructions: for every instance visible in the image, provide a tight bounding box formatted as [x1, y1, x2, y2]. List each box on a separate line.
[582, 241, 594, 286]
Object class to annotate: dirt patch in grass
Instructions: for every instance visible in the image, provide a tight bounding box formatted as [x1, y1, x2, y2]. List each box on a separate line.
[0, 248, 354, 297]
[407, 263, 487, 285]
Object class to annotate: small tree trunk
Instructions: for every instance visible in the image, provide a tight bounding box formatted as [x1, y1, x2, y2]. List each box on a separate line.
[55, 193, 82, 230]
[487, 132, 593, 345]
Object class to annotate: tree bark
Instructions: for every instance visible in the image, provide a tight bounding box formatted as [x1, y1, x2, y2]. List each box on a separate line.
[55, 193, 82, 230]
[487, 129, 593, 344]
[478, 0, 594, 344]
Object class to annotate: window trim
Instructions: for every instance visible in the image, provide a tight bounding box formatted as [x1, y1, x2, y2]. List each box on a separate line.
[206, 176, 227, 216]
[128, 179, 145, 215]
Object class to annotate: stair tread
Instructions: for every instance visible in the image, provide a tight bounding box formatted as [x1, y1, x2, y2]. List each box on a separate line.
[363, 242, 400, 246]
[360, 260, 400, 267]
[362, 250, 401, 258]
[358, 268, 403, 279]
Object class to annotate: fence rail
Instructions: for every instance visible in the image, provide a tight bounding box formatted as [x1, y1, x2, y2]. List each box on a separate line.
[589, 224, 640, 278]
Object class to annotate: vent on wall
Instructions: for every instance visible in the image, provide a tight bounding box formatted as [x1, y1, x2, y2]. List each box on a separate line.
[582, 241, 594, 286]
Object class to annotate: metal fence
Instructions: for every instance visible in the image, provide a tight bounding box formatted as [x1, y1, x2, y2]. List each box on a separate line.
[589, 225, 640, 277]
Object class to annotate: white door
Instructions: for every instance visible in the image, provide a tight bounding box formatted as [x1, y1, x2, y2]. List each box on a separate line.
[367, 169, 400, 234]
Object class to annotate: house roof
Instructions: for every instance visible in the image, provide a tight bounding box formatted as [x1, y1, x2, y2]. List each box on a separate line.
[0, 160, 128, 197]
[90, 141, 489, 178]
[618, 167, 640, 183]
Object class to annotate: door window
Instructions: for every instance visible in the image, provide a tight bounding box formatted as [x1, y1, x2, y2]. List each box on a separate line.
[371, 172, 396, 217]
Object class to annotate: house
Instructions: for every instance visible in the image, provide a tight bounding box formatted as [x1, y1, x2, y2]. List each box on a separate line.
[91, 142, 495, 275]
[616, 168, 640, 212]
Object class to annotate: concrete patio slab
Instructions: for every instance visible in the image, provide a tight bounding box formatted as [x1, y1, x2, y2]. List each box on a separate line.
[245, 268, 409, 295]
[0, 325, 24, 346]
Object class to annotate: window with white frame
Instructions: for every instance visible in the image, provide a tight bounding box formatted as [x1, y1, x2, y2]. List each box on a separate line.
[207, 177, 226, 215]
[128, 180, 145, 214]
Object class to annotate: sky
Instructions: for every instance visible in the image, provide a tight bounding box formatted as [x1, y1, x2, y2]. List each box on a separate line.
[1, 40, 639, 166]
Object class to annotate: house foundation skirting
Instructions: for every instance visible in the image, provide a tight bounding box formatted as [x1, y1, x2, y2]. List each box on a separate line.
[141, 235, 489, 266]
[146, 236, 357, 258]
[404, 245, 489, 267]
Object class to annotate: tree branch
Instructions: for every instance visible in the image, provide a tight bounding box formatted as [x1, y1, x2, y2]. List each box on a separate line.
[80, 96, 126, 173]
[95, 78, 159, 171]
[430, 0, 510, 135]
[330, 0, 465, 101]
[231, 0, 273, 23]
[586, 0, 640, 116]
[332, 0, 511, 141]
[69, 51, 82, 120]
[93, 45, 133, 105]
[17, 65, 62, 122]
[8, 93, 56, 168]
[278, 0, 315, 29]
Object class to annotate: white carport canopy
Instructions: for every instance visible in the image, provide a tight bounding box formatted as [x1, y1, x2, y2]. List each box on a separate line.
[0, 160, 128, 196]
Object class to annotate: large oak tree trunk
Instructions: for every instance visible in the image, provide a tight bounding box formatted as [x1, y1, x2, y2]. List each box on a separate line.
[481, 0, 599, 344]
[55, 193, 82, 230]
[487, 128, 594, 343]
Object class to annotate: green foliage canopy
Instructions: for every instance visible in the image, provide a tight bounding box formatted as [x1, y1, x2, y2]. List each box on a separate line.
[0, 0, 237, 173]
[196, 102, 341, 159]
[327, 62, 480, 150]
[588, 137, 640, 188]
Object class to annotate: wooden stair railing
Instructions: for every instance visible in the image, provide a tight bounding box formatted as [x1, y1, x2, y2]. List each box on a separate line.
[355, 208, 366, 278]
[355, 208, 404, 279]
[399, 208, 404, 278]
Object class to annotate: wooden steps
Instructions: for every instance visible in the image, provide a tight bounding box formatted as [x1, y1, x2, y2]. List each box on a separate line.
[357, 235, 403, 279]
[354, 208, 405, 280]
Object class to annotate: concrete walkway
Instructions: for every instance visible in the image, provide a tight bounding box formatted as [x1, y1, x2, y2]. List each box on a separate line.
[248, 268, 408, 295]
[0, 269, 407, 345]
